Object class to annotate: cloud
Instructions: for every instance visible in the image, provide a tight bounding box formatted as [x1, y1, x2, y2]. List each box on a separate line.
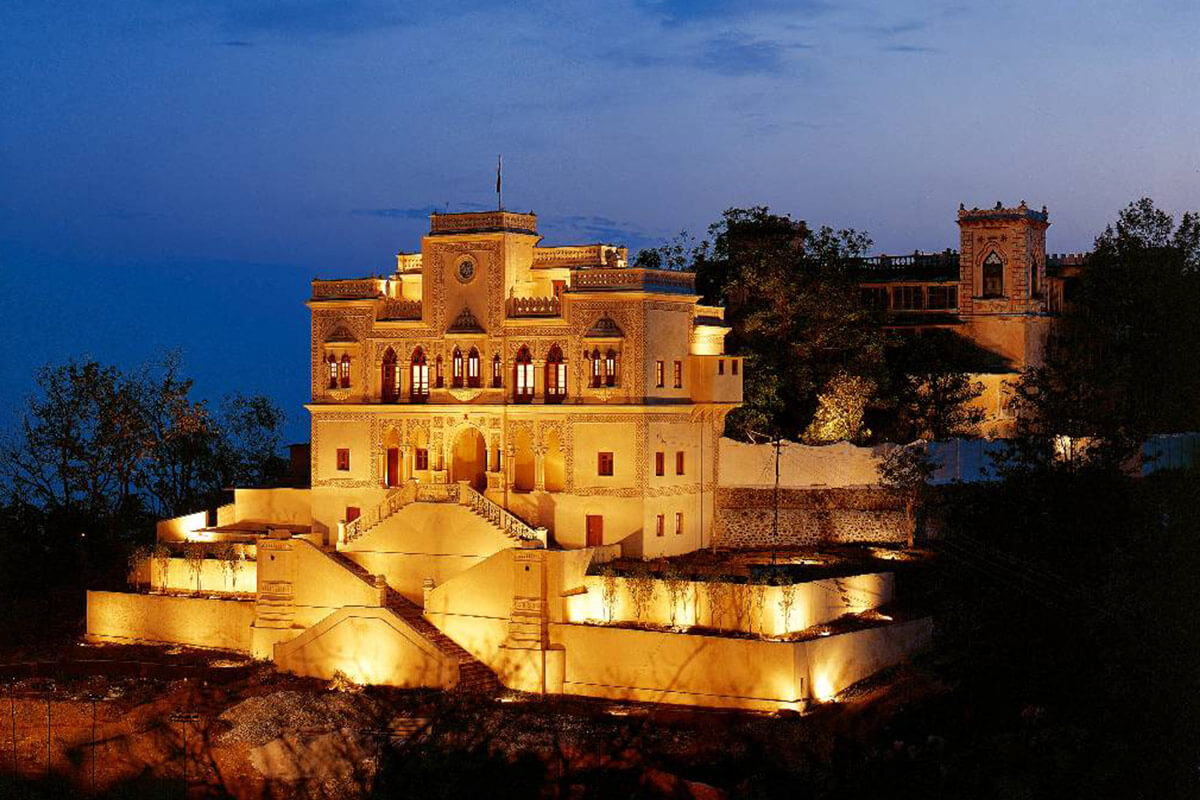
[637, 0, 829, 26]
[349, 206, 438, 220]
[695, 34, 801, 77]
[882, 44, 940, 54]
[538, 214, 665, 250]
[203, 0, 416, 39]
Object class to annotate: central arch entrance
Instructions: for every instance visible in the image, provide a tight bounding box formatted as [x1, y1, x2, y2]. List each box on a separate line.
[450, 427, 487, 491]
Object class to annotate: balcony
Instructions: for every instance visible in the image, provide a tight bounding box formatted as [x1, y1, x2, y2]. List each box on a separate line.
[506, 296, 561, 317]
[533, 245, 627, 268]
[570, 268, 696, 295]
[311, 278, 386, 300]
[378, 298, 422, 320]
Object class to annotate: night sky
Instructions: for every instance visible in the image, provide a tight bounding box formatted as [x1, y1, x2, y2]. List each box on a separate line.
[3, 1, 1197, 443]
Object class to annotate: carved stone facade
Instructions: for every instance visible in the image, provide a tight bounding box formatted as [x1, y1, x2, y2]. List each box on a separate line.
[307, 210, 742, 557]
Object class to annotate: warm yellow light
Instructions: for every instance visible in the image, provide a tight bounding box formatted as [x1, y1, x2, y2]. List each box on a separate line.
[813, 674, 836, 703]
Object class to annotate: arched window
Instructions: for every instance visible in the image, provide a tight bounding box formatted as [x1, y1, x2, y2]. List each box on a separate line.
[605, 349, 617, 387]
[410, 347, 429, 402]
[327, 355, 338, 389]
[492, 354, 502, 388]
[451, 347, 464, 388]
[435, 355, 444, 388]
[590, 348, 602, 388]
[982, 251, 1004, 298]
[467, 347, 481, 388]
[546, 345, 566, 403]
[339, 354, 351, 388]
[514, 346, 534, 403]
[1030, 258, 1038, 298]
[381, 349, 398, 403]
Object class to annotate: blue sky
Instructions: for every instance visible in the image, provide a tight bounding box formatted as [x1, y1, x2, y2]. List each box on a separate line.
[2, 0, 1198, 441]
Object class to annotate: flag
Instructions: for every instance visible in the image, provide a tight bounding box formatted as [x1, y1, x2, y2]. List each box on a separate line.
[496, 155, 502, 203]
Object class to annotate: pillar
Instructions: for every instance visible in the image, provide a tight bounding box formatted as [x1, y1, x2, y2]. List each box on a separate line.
[533, 444, 547, 491]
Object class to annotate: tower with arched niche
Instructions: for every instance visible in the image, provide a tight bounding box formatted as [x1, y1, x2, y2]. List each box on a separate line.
[956, 201, 1053, 371]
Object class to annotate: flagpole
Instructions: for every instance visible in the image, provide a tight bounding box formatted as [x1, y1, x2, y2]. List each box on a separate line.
[496, 154, 503, 211]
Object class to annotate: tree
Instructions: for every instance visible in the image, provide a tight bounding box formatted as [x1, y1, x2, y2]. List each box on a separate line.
[691, 207, 885, 440]
[802, 372, 875, 444]
[1008, 197, 1200, 470]
[878, 441, 937, 548]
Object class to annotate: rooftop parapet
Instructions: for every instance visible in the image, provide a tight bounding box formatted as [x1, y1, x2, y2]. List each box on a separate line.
[570, 268, 696, 294]
[534, 245, 628, 269]
[428, 210, 538, 236]
[311, 277, 387, 300]
[851, 250, 961, 282]
[957, 200, 1049, 224]
[395, 252, 423, 273]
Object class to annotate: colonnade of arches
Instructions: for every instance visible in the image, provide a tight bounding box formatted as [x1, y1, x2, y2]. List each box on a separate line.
[380, 424, 566, 495]
[378, 343, 619, 404]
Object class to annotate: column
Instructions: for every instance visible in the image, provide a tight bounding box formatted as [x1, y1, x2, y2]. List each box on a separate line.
[533, 444, 547, 492]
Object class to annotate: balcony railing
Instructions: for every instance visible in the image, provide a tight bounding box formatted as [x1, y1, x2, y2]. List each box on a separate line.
[533, 245, 627, 267]
[570, 268, 695, 294]
[311, 278, 386, 299]
[506, 296, 561, 317]
[378, 298, 422, 320]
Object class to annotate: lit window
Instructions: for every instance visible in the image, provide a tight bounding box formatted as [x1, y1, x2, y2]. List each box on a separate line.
[492, 354, 502, 387]
[410, 347, 429, 401]
[452, 347, 463, 388]
[675, 512, 683, 535]
[673, 361, 683, 389]
[514, 346, 534, 402]
[718, 359, 724, 375]
[655, 451, 664, 476]
[656, 514, 664, 537]
[546, 345, 566, 402]
[336, 448, 350, 471]
[434, 355, 444, 388]
[605, 349, 617, 387]
[381, 348, 398, 403]
[675, 451, 684, 475]
[590, 348, 602, 388]
[415, 448, 428, 471]
[982, 251, 1004, 297]
[327, 355, 338, 389]
[655, 360, 664, 388]
[467, 347, 481, 388]
[597, 452, 614, 476]
[339, 355, 351, 388]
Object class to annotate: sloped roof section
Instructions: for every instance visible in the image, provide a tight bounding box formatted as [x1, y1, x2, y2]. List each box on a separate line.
[584, 315, 624, 338]
[447, 305, 485, 334]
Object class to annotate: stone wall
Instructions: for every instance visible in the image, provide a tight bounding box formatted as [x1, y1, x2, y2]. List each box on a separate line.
[714, 487, 907, 548]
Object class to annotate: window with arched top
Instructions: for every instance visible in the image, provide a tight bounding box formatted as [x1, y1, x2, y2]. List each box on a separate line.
[326, 355, 338, 389]
[590, 348, 602, 388]
[451, 347, 464, 388]
[514, 346, 534, 403]
[434, 355, 444, 388]
[467, 347, 481, 388]
[410, 347, 429, 402]
[546, 344, 566, 403]
[339, 355, 351, 388]
[492, 354, 502, 388]
[605, 349, 617, 387]
[982, 251, 1004, 298]
[381, 349, 398, 403]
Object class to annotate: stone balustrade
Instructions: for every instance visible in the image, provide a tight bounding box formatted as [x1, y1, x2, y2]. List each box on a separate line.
[569, 268, 695, 294]
[378, 298, 423, 320]
[311, 278, 386, 299]
[506, 296, 561, 317]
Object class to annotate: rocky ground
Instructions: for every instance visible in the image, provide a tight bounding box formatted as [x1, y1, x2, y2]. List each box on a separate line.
[0, 641, 962, 799]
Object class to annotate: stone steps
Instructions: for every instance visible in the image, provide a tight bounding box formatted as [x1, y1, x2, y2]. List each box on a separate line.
[325, 550, 502, 695]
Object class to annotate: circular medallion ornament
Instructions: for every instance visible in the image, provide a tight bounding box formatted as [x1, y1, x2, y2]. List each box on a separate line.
[456, 259, 476, 283]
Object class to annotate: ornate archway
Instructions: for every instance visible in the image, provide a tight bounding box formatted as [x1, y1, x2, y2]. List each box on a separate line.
[449, 426, 487, 491]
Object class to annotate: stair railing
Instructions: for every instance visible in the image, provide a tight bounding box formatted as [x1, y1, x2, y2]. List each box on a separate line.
[457, 483, 547, 546]
[341, 480, 418, 546]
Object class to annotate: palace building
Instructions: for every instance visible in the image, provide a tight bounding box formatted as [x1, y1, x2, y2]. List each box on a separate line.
[85, 206, 933, 711]
[309, 209, 741, 558]
[855, 202, 1087, 432]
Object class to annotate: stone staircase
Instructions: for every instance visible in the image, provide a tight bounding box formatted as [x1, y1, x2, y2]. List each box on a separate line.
[341, 480, 546, 549]
[325, 549, 502, 694]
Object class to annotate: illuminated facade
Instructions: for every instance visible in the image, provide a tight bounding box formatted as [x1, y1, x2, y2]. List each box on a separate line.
[856, 202, 1087, 433]
[308, 209, 741, 557]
